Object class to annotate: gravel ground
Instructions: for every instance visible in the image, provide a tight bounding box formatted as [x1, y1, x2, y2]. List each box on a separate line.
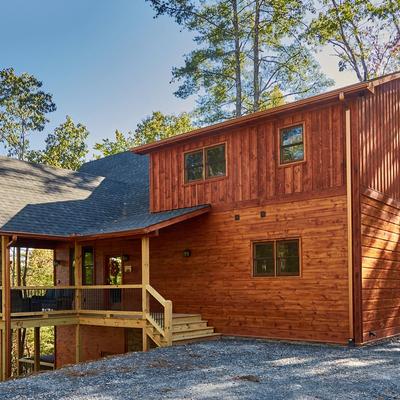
[0, 337, 400, 400]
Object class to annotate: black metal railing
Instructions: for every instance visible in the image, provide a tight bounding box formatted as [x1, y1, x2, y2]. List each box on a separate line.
[10, 288, 75, 313]
[80, 287, 142, 313]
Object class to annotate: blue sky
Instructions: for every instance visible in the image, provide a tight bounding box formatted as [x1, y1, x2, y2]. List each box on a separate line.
[0, 0, 356, 157]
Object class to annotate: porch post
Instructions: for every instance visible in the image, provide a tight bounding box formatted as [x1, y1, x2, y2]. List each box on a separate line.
[1, 236, 11, 380]
[74, 241, 82, 363]
[16, 248, 23, 376]
[141, 236, 150, 352]
[33, 327, 40, 372]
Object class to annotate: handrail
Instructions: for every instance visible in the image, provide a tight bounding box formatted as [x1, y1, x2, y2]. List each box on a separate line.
[145, 285, 172, 346]
[11, 284, 142, 290]
[146, 284, 167, 306]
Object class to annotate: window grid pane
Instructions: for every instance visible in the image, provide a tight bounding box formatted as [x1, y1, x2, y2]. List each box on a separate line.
[276, 240, 300, 276]
[206, 144, 226, 178]
[185, 150, 204, 182]
[253, 242, 275, 276]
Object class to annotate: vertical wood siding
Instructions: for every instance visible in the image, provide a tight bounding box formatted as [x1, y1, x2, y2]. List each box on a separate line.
[150, 104, 346, 212]
[357, 80, 400, 201]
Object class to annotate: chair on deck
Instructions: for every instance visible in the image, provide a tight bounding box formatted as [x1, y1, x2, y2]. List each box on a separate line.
[31, 289, 75, 311]
[11, 291, 31, 313]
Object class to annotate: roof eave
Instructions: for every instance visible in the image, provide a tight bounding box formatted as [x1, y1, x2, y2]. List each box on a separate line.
[132, 71, 400, 154]
[0, 206, 211, 242]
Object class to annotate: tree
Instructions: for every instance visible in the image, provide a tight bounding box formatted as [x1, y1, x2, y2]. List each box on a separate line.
[309, 0, 400, 81]
[147, 0, 333, 124]
[94, 111, 193, 157]
[29, 116, 89, 171]
[0, 68, 56, 160]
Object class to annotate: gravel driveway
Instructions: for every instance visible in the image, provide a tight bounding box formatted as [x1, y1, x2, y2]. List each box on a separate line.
[0, 337, 399, 399]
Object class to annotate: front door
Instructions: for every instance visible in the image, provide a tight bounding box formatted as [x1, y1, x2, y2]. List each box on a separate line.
[104, 256, 123, 309]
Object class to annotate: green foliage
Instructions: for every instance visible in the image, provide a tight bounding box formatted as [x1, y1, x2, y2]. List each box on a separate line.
[0, 68, 56, 160]
[309, 0, 400, 81]
[147, 0, 333, 124]
[94, 111, 193, 157]
[28, 116, 89, 170]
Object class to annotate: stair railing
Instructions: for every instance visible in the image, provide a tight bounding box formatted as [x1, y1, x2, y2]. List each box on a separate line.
[145, 285, 172, 346]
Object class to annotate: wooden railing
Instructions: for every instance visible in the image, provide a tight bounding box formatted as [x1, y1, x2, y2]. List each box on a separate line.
[145, 285, 172, 346]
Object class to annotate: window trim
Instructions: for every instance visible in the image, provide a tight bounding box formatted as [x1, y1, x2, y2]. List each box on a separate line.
[251, 237, 302, 278]
[278, 122, 306, 167]
[183, 142, 227, 184]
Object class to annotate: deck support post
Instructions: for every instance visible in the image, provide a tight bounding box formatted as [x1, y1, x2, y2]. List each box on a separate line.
[74, 241, 82, 363]
[1, 236, 12, 381]
[16, 248, 23, 376]
[33, 327, 40, 373]
[141, 237, 150, 352]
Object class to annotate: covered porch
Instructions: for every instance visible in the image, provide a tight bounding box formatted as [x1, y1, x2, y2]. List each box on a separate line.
[0, 233, 196, 380]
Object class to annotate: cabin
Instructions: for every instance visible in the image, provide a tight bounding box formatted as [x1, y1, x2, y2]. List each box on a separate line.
[0, 72, 400, 380]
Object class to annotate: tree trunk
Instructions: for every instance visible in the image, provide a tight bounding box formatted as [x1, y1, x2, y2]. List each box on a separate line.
[232, 0, 242, 117]
[253, 0, 261, 112]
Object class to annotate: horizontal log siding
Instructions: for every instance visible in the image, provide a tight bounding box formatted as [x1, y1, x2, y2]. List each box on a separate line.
[150, 103, 345, 212]
[361, 193, 400, 342]
[150, 195, 350, 344]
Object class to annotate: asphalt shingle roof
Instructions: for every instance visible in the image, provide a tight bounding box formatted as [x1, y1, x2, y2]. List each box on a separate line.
[0, 152, 208, 237]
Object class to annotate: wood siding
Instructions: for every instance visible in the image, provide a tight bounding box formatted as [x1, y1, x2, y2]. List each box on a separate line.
[361, 191, 400, 342]
[149, 195, 350, 343]
[357, 80, 400, 201]
[150, 104, 346, 212]
[354, 79, 400, 343]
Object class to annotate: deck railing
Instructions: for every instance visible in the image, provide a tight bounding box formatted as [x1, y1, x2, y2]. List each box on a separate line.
[10, 286, 76, 317]
[79, 285, 142, 316]
[4, 284, 173, 345]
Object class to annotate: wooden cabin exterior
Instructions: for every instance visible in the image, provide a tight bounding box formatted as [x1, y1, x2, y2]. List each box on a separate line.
[1, 72, 400, 379]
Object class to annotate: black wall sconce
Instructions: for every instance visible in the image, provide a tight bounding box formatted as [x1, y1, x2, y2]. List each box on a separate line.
[234, 214, 240, 221]
[260, 211, 266, 218]
[122, 254, 130, 262]
[183, 249, 191, 257]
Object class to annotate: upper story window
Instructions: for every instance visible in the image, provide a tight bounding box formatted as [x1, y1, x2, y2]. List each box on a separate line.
[279, 124, 304, 165]
[253, 239, 300, 277]
[185, 144, 226, 183]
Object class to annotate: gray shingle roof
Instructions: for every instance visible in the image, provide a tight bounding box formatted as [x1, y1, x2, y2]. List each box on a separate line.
[0, 152, 209, 237]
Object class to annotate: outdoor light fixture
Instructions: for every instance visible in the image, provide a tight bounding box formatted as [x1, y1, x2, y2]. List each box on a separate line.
[53, 260, 61, 268]
[234, 214, 240, 221]
[260, 211, 266, 218]
[122, 254, 130, 262]
[183, 249, 191, 257]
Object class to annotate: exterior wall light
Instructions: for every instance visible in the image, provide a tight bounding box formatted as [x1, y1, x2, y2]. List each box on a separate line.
[183, 249, 191, 257]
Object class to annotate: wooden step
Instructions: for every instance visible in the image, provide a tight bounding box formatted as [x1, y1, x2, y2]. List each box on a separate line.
[172, 332, 221, 344]
[172, 327, 215, 341]
[173, 321, 208, 332]
[172, 314, 202, 324]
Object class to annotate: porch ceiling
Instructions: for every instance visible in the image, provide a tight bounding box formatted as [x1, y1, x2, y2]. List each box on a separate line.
[0, 152, 209, 240]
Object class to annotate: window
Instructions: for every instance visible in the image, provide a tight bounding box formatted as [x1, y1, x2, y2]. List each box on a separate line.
[185, 150, 203, 182]
[69, 248, 75, 285]
[253, 239, 300, 277]
[206, 144, 226, 178]
[82, 247, 94, 285]
[279, 124, 304, 165]
[184, 144, 226, 183]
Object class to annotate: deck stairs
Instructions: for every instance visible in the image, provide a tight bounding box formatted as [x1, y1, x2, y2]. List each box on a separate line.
[146, 313, 220, 347]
